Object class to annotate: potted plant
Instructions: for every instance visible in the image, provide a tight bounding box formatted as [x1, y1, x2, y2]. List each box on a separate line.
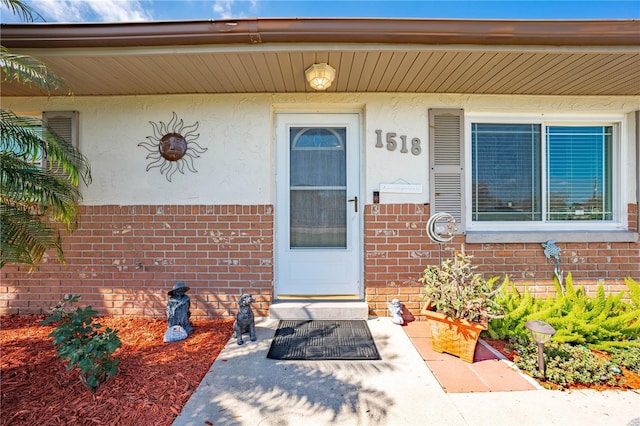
[419, 247, 503, 362]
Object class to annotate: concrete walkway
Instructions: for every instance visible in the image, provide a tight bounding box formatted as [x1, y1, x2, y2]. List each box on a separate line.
[173, 317, 640, 426]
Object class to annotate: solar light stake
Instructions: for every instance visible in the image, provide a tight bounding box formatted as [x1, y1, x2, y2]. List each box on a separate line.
[524, 320, 556, 380]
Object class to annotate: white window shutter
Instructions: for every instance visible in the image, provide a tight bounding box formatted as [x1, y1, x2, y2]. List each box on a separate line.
[43, 111, 78, 148]
[42, 111, 79, 179]
[429, 108, 465, 232]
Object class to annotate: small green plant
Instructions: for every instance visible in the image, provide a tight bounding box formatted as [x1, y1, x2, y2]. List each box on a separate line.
[420, 248, 503, 322]
[607, 346, 640, 375]
[41, 295, 121, 391]
[512, 341, 622, 388]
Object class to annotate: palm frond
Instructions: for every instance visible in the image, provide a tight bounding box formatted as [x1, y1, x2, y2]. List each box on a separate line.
[1, 0, 43, 22]
[0, 204, 64, 269]
[0, 109, 91, 187]
[0, 109, 44, 160]
[40, 121, 92, 188]
[1, 110, 91, 268]
[0, 47, 69, 94]
[1, 152, 80, 228]
[0, 1, 89, 269]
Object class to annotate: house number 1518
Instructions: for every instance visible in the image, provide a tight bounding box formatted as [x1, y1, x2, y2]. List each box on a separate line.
[375, 130, 421, 155]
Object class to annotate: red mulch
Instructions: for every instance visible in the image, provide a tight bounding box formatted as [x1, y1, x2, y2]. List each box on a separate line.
[3, 316, 639, 426]
[1, 314, 233, 426]
[483, 337, 640, 391]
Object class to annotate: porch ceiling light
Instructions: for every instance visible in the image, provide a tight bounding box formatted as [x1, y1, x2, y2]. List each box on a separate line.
[305, 63, 336, 91]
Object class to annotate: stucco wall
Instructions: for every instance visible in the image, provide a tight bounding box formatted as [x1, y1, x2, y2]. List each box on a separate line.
[6, 93, 638, 207]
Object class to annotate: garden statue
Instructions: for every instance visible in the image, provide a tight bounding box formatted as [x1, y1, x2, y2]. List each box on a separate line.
[233, 293, 257, 345]
[387, 298, 404, 325]
[542, 240, 564, 294]
[164, 281, 194, 342]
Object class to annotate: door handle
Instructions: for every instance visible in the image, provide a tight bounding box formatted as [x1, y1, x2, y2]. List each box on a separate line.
[347, 196, 358, 212]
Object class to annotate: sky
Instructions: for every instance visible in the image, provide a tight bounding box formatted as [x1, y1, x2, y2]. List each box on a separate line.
[1, 0, 639, 23]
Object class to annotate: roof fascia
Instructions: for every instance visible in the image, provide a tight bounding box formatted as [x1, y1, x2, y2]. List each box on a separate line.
[2, 18, 639, 49]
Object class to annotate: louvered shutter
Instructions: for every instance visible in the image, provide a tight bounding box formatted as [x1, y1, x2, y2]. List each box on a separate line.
[429, 109, 464, 232]
[42, 111, 79, 180]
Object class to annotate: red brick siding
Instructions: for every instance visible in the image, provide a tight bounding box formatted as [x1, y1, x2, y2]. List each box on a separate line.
[0, 205, 274, 318]
[364, 203, 640, 318]
[1, 202, 638, 319]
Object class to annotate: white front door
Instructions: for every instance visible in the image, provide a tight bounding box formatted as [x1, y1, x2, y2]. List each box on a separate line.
[275, 113, 361, 297]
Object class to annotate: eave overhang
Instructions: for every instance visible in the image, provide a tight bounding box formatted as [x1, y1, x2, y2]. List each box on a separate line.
[2, 18, 639, 96]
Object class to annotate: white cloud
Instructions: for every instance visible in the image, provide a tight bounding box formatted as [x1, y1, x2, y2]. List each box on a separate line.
[212, 0, 258, 19]
[30, 0, 83, 22]
[30, 0, 153, 23]
[213, 0, 234, 19]
[87, 0, 152, 22]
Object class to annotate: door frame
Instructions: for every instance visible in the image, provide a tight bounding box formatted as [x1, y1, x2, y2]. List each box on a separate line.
[274, 112, 363, 299]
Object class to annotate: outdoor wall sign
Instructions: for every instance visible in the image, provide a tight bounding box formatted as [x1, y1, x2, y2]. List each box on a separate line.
[379, 183, 423, 193]
[374, 129, 421, 155]
[138, 112, 207, 182]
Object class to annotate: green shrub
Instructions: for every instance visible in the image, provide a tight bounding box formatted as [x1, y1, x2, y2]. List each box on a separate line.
[41, 295, 121, 391]
[486, 276, 537, 343]
[513, 341, 622, 388]
[625, 277, 640, 306]
[488, 276, 639, 389]
[487, 274, 640, 349]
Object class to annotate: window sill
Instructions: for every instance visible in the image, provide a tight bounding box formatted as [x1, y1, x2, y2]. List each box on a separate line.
[465, 230, 638, 244]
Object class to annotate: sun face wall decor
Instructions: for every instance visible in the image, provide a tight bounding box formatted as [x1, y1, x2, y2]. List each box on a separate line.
[138, 112, 207, 182]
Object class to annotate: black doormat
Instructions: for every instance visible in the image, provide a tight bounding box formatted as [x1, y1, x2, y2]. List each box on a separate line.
[267, 320, 381, 361]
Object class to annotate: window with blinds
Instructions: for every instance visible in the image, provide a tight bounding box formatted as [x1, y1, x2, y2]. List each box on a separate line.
[471, 123, 541, 221]
[471, 122, 614, 224]
[546, 126, 613, 221]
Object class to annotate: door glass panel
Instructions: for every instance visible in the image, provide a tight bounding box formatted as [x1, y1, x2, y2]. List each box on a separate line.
[290, 127, 346, 248]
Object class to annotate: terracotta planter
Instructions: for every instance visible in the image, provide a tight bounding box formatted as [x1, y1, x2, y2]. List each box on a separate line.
[423, 310, 487, 363]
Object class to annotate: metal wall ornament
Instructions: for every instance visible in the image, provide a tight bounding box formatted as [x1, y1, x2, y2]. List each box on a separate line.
[426, 212, 458, 264]
[138, 112, 207, 182]
[542, 240, 564, 294]
[426, 212, 457, 244]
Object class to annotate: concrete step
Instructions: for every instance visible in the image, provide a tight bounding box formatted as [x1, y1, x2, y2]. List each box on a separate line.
[269, 301, 369, 320]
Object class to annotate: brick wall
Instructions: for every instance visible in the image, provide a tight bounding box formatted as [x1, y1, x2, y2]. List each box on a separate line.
[0, 205, 274, 318]
[1, 203, 638, 319]
[364, 203, 640, 318]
